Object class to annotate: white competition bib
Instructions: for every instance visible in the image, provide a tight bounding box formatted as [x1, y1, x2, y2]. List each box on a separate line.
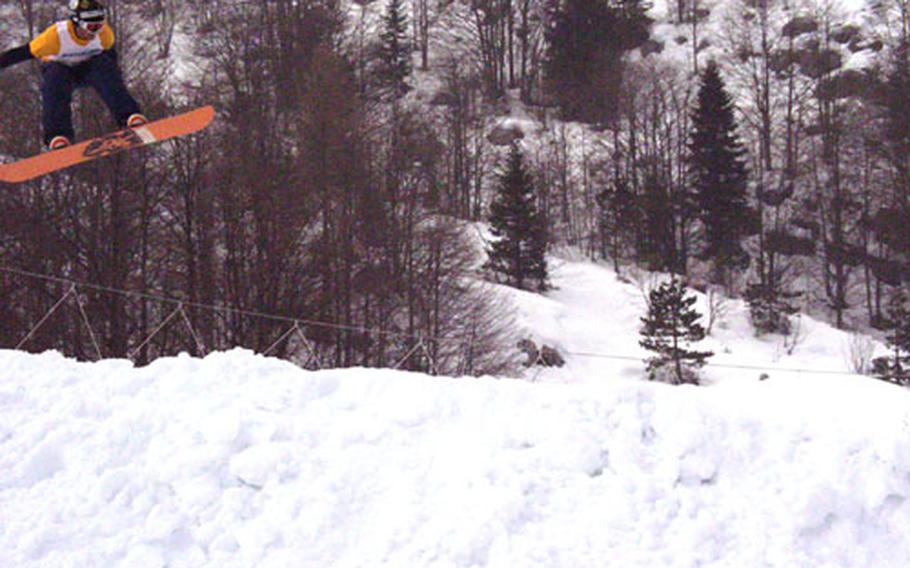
[46, 21, 104, 66]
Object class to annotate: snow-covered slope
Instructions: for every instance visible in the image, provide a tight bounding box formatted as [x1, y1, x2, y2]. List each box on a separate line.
[514, 253, 882, 386]
[2, 257, 910, 567]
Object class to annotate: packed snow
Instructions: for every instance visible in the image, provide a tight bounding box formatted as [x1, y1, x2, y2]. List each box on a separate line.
[2, 256, 910, 567]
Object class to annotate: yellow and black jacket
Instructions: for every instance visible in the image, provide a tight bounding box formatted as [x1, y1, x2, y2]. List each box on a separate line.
[0, 20, 115, 70]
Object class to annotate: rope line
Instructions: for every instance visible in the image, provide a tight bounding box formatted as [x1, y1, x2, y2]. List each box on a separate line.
[0, 264, 435, 342]
[16, 284, 75, 350]
[567, 350, 858, 376]
[127, 304, 183, 360]
[1, 264, 864, 378]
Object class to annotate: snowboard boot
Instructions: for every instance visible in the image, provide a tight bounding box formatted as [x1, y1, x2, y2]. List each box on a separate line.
[127, 113, 148, 128]
[48, 135, 71, 151]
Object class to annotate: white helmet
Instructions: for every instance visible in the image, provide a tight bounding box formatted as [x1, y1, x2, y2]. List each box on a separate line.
[68, 0, 106, 30]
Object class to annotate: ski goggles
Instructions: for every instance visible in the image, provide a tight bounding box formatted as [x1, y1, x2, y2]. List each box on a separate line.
[76, 9, 105, 32]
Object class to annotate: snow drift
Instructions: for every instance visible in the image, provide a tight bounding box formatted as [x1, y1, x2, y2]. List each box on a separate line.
[2, 346, 910, 567]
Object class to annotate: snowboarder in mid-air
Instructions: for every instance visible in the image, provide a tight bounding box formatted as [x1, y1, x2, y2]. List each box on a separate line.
[0, 0, 147, 150]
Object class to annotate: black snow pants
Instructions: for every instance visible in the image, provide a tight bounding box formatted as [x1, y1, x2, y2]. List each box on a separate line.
[40, 50, 141, 145]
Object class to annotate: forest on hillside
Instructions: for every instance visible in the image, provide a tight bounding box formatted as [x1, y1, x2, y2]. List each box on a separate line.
[1, 0, 910, 377]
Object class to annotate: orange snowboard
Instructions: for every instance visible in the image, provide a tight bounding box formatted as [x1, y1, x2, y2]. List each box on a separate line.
[0, 105, 215, 184]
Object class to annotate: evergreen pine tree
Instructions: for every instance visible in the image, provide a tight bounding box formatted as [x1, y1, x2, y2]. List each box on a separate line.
[377, 0, 412, 101]
[639, 279, 713, 385]
[688, 61, 751, 281]
[872, 291, 910, 386]
[485, 143, 549, 292]
[526, 207, 550, 290]
[544, 0, 651, 125]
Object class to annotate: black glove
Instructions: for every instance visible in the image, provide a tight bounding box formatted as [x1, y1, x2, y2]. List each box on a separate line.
[0, 44, 33, 70]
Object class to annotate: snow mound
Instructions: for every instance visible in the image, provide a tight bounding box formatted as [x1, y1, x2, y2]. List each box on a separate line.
[2, 347, 910, 567]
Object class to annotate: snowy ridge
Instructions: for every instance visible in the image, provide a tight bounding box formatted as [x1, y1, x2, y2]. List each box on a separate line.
[2, 257, 910, 567]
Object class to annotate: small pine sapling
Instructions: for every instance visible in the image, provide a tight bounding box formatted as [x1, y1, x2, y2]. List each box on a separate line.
[639, 278, 714, 384]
